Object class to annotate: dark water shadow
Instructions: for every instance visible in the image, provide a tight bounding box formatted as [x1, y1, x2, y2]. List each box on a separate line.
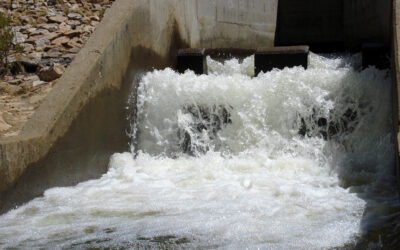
[0, 47, 170, 215]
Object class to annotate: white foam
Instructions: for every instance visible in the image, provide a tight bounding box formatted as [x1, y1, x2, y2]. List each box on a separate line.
[0, 53, 395, 249]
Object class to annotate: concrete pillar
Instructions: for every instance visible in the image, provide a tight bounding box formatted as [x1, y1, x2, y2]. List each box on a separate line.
[177, 48, 207, 74]
[255, 45, 309, 75]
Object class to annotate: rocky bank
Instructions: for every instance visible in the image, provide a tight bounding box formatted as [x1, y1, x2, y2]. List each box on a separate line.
[0, 0, 115, 137]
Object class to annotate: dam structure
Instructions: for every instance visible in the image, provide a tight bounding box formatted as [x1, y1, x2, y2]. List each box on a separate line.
[0, 0, 400, 248]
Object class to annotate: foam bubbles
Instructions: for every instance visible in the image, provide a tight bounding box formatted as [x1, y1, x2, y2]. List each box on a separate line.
[0, 53, 395, 249]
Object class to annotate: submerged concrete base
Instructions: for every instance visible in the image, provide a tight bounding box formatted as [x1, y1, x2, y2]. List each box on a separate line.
[255, 45, 309, 75]
[177, 48, 207, 74]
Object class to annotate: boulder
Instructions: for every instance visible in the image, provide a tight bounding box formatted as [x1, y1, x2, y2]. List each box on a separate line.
[38, 63, 65, 82]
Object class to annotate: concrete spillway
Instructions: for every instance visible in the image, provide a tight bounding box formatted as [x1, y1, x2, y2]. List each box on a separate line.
[0, 0, 399, 248]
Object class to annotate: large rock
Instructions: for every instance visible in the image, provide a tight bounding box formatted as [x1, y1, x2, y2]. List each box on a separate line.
[38, 63, 65, 82]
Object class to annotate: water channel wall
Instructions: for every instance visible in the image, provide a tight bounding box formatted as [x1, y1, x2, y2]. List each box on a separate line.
[0, 0, 278, 196]
[393, 0, 400, 190]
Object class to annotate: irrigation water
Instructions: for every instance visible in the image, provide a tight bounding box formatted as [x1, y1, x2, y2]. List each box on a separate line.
[0, 53, 399, 249]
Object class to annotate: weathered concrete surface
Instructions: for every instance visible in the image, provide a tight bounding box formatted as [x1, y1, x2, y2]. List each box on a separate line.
[0, 0, 277, 195]
[276, 0, 392, 50]
[197, 0, 277, 48]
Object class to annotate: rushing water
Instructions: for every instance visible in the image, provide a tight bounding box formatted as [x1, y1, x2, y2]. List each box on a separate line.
[0, 53, 399, 249]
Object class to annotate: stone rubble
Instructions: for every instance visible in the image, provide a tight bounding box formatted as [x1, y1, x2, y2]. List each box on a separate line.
[0, 0, 115, 138]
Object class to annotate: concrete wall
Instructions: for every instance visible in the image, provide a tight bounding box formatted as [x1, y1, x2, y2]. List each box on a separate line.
[393, 0, 400, 190]
[275, 0, 392, 50]
[0, 0, 277, 195]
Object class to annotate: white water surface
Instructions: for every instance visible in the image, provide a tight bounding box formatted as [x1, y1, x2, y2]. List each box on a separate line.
[0, 53, 396, 249]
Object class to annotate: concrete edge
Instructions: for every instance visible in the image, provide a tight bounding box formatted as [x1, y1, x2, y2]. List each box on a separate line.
[393, 0, 400, 190]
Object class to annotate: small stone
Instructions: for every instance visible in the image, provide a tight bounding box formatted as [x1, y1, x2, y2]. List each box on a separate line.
[90, 20, 99, 26]
[82, 16, 90, 24]
[58, 22, 72, 33]
[12, 32, 27, 45]
[64, 29, 82, 38]
[66, 20, 81, 27]
[29, 29, 50, 36]
[20, 16, 33, 25]
[34, 37, 50, 50]
[37, 16, 48, 24]
[25, 35, 42, 44]
[39, 23, 58, 32]
[45, 32, 60, 41]
[24, 75, 40, 82]
[83, 25, 94, 34]
[21, 43, 34, 53]
[19, 52, 42, 66]
[27, 28, 37, 33]
[32, 80, 46, 87]
[38, 63, 65, 82]
[49, 15, 67, 24]
[11, 3, 20, 10]
[62, 53, 76, 60]
[68, 12, 82, 20]
[47, 0, 57, 6]
[90, 15, 100, 21]
[12, 26, 22, 33]
[51, 36, 70, 46]
[70, 4, 80, 12]
[8, 79, 23, 85]
[43, 50, 62, 58]
[68, 47, 80, 53]
[92, 4, 102, 11]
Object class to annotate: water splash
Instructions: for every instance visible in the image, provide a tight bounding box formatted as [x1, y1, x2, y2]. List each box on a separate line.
[0, 53, 397, 249]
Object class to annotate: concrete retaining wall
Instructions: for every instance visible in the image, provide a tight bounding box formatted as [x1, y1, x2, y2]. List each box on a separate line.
[0, 0, 277, 195]
[393, 0, 400, 190]
[275, 0, 392, 50]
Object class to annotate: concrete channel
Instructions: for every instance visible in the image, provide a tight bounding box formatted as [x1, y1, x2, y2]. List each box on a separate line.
[0, 0, 400, 248]
[0, 0, 399, 217]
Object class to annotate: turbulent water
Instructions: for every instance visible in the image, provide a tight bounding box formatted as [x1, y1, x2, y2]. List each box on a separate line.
[0, 53, 399, 249]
